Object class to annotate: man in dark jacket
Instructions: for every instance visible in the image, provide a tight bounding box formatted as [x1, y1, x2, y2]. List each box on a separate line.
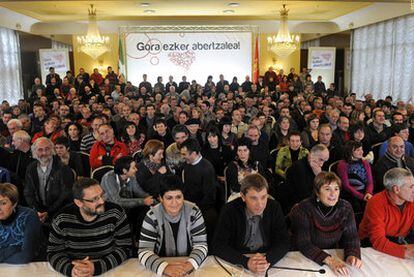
[24, 137, 74, 223]
[212, 173, 289, 274]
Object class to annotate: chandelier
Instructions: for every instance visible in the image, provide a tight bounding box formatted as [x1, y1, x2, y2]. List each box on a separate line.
[76, 5, 110, 59]
[267, 4, 300, 58]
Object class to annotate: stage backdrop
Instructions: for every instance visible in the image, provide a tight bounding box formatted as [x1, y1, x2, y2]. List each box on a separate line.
[124, 32, 252, 85]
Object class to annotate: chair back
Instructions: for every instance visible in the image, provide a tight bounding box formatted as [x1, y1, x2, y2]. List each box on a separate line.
[91, 165, 114, 183]
[77, 151, 91, 177]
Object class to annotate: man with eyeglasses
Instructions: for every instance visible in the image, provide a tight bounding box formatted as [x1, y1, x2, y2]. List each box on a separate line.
[48, 177, 131, 277]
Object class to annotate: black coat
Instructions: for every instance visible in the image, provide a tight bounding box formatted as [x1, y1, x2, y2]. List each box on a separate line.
[212, 197, 290, 269]
[24, 156, 74, 218]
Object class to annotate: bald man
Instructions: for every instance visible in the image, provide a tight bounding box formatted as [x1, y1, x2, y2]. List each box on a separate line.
[374, 136, 414, 192]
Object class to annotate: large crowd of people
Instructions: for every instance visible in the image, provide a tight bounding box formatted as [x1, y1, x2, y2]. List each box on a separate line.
[1, 65, 414, 276]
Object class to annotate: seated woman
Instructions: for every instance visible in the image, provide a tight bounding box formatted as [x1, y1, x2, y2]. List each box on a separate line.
[64, 122, 83, 152]
[269, 116, 292, 150]
[0, 183, 42, 263]
[220, 117, 237, 150]
[31, 117, 62, 144]
[138, 175, 208, 276]
[289, 171, 362, 276]
[226, 137, 269, 195]
[349, 122, 373, 163]
[337, 140, 374, 219]
[121, 121, 146, 155]
[54, 136, 84, 177]
[300, 113, 319, 149]
[202, 126, 234, 183]
[136, 139, 168, 197]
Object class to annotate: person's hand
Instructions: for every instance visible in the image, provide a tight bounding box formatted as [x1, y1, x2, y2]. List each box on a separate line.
[363, 193, 373, 201]
[309, 158, 322, 175]
[143, 196, 153, 206]
[247, 253, 270, 274]
[158, 166, 167, 174]
[37, 212, 48, 223]
[217, 176, 225, 183]
[71, 257, 94, 277]
[323, 256, 349, 276]
[346, 255, 362, 269]
[163, 262, 188, 277]
[404, 244, 414, 260]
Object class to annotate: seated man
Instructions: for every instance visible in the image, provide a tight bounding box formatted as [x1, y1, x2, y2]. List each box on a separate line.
[379, 124, 414, 158]
[286, 144, 329, 205]
[101, 156, 154, 236]
[47, 178, 131, 276]
[212, 173, 290, 275]
[138, 175, 208, 276]
[24, 137, 74, 223]
[374, 136, 414, 192]
[89, 124, 128, 170]
[359, 168, 414, 260]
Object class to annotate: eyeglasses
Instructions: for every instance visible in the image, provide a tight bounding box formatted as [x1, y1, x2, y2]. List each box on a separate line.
[81, 193, 105, 204]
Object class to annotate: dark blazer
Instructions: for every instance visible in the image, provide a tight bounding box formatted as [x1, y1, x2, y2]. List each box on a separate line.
[24, 156, 74, 219]
[212, 197, 290, 269]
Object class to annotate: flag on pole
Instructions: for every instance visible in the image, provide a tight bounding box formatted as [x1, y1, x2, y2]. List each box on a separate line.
[253, 35, 259, 84]
[118, 34, 126, 78]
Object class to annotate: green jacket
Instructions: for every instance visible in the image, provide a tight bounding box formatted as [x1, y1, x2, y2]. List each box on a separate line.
[275, 146, 309, 178]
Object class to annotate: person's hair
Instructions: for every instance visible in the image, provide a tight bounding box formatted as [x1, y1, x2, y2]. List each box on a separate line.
[146, 103, 155, 110]
[179, 138, 201, 153]
[154, 118, 167, 127]
[13, 130, 31, 143]
[343, 140, 363, 163]
[0, 183, 19, 205]
[240, 173, 268, 195]
[64, 122, 82, 138]
[383, 168, 413, 191]
[318, 123, 332, 132]
[142, 139, 164, 158]
[172, 124, 189, 138]
[54, 136, 70, 148]
[349, 122, 365, 137]
[7, 119, 23, 129]
[114, 156, 134, 175]
[73, 177, 100, 200]
[306, 113, 319, 126]
[313, 171, 342, 195]
[391, 123, 408, 135]
[237, 136, 252, 150]
[288, 130, 302, 139]
[159, 174, 186, 197]
[121, 121, 141, 142]
[31, 137, 55, 158]
[310, 144, 328, 155]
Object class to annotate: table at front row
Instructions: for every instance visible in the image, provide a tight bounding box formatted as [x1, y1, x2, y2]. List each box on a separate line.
[1, 248, 413, 277]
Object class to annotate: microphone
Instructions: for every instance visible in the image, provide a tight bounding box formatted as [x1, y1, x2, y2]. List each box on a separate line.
[272, 265, 326, 274]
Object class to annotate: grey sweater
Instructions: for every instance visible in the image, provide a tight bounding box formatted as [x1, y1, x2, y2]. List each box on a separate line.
[101, 170, 149, 209]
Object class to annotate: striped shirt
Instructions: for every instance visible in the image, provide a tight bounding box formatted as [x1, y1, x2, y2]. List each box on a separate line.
[47, 202, 131, 276]
[80, 133, 97, 152]
[138, 201, 208, 275]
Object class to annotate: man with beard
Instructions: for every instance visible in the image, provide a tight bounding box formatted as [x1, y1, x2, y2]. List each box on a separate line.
[47, 177, 131, 276]
[24, 137, 74, 223]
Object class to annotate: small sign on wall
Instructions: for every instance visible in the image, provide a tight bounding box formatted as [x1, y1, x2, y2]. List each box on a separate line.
[39, 49, 70, 84]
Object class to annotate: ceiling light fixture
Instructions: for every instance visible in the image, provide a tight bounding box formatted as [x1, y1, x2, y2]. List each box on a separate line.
[140, 2, 150, 7]
[144, 9, 155, 14]
[76, 4, 110, 60]
[267, 4, 300, 58]
[223, 9, 235, 14]
[228, 3, 239, 7]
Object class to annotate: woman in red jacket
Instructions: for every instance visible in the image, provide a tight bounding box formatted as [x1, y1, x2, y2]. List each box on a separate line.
[31, 117, 63, 144]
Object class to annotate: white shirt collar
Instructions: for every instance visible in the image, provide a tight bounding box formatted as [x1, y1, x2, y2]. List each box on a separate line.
[191, 155, 203, 165]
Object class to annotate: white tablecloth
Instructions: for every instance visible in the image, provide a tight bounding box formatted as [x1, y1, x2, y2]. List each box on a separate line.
[0, 248, 413, 276]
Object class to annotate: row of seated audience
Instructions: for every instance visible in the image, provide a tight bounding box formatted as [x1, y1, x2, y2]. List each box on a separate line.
[0, 67, 414, 277]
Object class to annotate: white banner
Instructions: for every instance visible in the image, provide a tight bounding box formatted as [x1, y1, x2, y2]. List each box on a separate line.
[308, 47, 336, 89]
[125, 32, 252, 85]
[39, 49, 70, 84]
[310, 49, 335, 69]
